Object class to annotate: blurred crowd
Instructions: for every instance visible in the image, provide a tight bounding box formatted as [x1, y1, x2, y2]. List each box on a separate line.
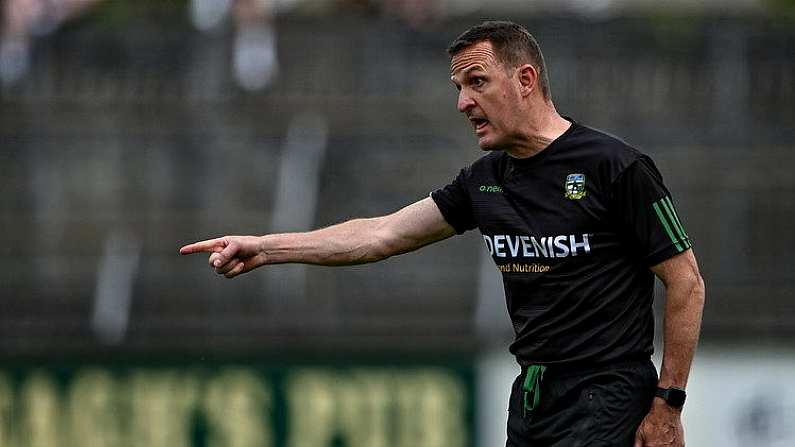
[2, 0, 777, 89]
[1, 0, 101, 85]
[0, 0, 447, 90]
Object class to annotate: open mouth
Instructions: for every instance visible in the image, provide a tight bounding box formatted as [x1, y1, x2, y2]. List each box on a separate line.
[470, 117, 489, 132]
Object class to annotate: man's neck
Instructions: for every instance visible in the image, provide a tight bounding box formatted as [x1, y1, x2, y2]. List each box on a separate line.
[505, 108, 572, 159]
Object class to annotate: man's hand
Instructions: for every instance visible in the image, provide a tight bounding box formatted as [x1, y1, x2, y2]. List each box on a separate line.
[634, 400, 684, 447]
[180, 236, 266, 278]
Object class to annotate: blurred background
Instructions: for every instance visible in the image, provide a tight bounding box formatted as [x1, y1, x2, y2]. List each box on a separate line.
[1, 0, 794, 446]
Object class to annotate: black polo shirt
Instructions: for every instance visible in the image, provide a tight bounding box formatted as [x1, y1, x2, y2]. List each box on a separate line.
[431, 119, 691, 367]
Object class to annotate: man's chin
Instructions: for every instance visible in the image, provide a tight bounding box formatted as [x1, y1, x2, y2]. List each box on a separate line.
[477, 137, 504, 152]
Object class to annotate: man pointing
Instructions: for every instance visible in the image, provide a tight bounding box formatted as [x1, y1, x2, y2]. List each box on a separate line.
[181, 21, 705, 447]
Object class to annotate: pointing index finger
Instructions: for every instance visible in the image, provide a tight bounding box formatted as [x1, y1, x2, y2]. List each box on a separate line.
[179, 238, 225, 255]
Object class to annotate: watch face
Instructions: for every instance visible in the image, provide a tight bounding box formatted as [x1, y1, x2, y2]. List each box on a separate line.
[667, 388, 687, 407]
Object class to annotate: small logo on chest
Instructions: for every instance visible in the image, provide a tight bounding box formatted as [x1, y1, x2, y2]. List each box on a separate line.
[564, 173, 587, 200]
[479, 185, 503, 193]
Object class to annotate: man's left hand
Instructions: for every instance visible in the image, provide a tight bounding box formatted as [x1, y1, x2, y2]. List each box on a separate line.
[633, 399, 684, 447]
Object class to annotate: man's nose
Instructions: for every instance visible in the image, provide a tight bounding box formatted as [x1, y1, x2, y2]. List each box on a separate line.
[457, 91, 475, 113]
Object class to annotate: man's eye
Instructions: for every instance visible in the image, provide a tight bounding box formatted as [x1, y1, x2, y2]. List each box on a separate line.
[472, 78, 485, 87]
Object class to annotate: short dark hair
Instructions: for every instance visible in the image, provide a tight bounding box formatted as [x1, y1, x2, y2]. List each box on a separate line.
[447, 21, 551, 100]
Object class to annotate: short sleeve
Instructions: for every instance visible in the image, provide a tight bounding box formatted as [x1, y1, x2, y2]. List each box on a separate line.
[430, 168, 477, 234]
[611, 155, 692, 267]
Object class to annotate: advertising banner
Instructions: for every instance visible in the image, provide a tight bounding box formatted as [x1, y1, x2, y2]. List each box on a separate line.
[0, 359, 474, 447]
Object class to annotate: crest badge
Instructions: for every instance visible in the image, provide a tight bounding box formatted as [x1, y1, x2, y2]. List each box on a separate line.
[564, 173, 587, 200]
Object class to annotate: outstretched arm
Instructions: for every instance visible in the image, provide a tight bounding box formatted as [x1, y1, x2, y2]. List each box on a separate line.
[634, 249, 705, 447]
[179, 197, 456, 278]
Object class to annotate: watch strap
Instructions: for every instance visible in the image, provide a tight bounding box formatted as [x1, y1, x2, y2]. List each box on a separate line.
[655, 386, 686, 408]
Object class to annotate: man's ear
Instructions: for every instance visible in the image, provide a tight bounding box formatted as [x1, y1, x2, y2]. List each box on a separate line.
[517, 64, 538, 97]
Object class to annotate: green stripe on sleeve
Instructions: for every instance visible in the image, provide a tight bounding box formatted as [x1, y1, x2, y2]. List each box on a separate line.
[653, 200, 684, 252]
[661, 198, 690, 249]
[663, 196, 691, 247]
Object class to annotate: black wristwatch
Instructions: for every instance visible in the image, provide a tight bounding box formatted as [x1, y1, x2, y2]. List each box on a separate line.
[655, 387, 687, 408]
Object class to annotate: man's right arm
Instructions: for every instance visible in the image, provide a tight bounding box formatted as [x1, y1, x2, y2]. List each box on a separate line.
[179, 197, 456, 278]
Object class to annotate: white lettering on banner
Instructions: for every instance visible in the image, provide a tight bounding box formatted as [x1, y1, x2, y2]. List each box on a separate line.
[482, 233, 592, 259]
[0, 368, 468, 447]
[286, 369, 466, 447]
[203, 369, 272, 447]
[128, 370, 199, 447]
[67, 369, 119, 447]
[20, 372, 59, 447]
[0, 374, 11, 446]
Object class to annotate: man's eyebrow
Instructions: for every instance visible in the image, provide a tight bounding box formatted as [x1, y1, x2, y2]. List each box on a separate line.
[464, 65, 486, 74]
[451, 65, 485, 79]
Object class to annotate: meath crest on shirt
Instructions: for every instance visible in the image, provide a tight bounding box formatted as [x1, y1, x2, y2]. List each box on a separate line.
[564, 173, 587, 200]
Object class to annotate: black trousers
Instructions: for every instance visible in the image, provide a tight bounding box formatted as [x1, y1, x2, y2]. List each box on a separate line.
[506, 358, 658, 447]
